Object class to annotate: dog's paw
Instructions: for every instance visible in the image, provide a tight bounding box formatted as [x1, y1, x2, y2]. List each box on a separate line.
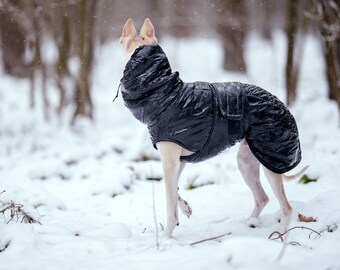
[178, 198, 192, 218]
[159, 235, 181, 249]
[246, 217, 259, 228]
[164, 223, 177, 238]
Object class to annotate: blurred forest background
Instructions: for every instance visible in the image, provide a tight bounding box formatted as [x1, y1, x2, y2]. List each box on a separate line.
[0, 0, 339, 124]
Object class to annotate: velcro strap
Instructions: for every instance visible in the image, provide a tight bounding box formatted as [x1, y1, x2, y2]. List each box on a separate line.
[214, 82, 244, 120]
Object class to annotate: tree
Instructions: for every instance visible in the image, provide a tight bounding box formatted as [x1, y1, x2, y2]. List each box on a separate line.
[29, 1, 49, 120]
[0, 0, 99, 124]
[44, 1, 72, 116]
[0, 3, 29, 77]
[214, 0, 247, 72]
[72, 0, 97, 123]
[285, 0, 300, 106]
[0, 0, 49, 117]
[307, 0, 340, 119]
[284, 0, 340, 110]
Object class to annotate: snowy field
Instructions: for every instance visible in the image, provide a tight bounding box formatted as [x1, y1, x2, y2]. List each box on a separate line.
[1, 32, 340, 270]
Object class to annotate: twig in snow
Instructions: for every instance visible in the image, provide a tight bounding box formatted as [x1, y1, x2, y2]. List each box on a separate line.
[269, 226, 321, 262]
[159, 222, 164, 231]
[0, 201, 41, 224]
[189, 232, 232, 246]
[0, 241, 10, 253]
[268, 226, 321, 242]
[0, 190, 6, 196]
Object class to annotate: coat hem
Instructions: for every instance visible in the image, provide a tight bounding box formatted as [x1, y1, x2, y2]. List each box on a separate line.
[246, 140, 302, 174]
[153, 138, 198, 153]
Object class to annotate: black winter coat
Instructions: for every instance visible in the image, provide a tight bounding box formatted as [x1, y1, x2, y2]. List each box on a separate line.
[121, 45, 301, 174]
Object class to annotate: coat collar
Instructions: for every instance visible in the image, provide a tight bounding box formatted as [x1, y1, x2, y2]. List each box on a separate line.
[120, 44, 180, 103]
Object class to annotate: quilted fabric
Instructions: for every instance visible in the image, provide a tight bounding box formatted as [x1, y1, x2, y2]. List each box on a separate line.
[120, 45, 301, 173]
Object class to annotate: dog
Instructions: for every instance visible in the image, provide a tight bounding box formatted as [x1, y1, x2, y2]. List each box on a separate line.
[119, 18, 302, 238]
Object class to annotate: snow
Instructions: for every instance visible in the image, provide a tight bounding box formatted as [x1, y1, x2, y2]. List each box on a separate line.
[1, 32, 340, 270]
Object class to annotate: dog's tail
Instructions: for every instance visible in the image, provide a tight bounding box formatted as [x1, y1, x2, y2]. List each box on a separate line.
[283, 165, 310, 181]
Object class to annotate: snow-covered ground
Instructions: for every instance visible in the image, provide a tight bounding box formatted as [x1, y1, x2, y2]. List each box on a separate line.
[1, 32, 340, 270]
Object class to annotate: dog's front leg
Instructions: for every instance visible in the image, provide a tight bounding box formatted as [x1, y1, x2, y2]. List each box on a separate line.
[177, 162, 192, 218]
[157, 141, 182, 238]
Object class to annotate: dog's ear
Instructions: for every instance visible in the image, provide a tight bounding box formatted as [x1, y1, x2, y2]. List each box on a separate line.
[140, 18, 157, 44]
[120, 18, 137, 44]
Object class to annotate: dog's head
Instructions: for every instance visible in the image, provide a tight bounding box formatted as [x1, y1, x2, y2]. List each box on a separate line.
[119, 18, 158, 60]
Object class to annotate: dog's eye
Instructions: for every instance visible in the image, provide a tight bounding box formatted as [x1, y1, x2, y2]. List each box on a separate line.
[141, 37, 145, 40]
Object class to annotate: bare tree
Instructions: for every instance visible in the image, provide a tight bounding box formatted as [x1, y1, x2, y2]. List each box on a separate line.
[285, 0, 300, 106]
[0, 3, 29, 77]
[71, 0, 97, 124]
[30, 1, 50, 120]
[311, 1, 340, 103]
[214, 0, 247, 72]
[43, 1, 73, 117]
[1, 0, 99, 124]
[306, 0, 340, 121]
[0, 0, 49, 117]
[285, 0, 311, 106]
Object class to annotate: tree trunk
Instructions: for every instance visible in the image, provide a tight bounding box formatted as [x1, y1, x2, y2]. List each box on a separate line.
[0, 6, 29, 77]
[312, 1, 340, 121]
[72, 0, 97, 124]
[319, 2, 340, 106]
[56, 2, 71, 116]
[324, 40, 340, 104]
[216, 0, 247, 72]
[285, 0, 299, 106]
[33, 15, 49, 121]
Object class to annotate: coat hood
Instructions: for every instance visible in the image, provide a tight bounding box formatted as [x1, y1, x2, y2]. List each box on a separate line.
[120, 45, 182, 124]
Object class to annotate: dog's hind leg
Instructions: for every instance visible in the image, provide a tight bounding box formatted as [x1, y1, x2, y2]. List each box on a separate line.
[237, 140, 269, 227]
[263, 167, 292, 233]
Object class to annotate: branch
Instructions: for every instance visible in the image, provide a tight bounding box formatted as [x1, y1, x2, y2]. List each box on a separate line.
[190, 232, 232, 246]
[269, 226, 321, 262]
[268, 226, 321, 242]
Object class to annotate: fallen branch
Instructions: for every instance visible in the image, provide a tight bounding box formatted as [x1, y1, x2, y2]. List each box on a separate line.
[190, 232, 232, 246]
[268, 226, 321, 242]
[269, 226, 321, 262]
